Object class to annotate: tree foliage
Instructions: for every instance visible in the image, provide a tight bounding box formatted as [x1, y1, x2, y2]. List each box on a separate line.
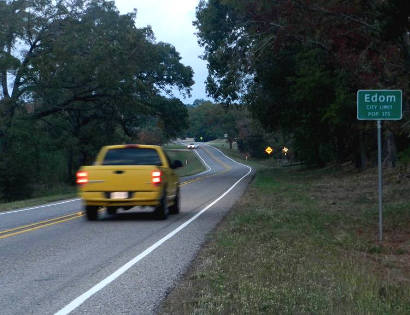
[0, 0, 193, 200]
[186, 100, 277, 157]
[195, 0, 409, 166]
[186, 100, 226, 141]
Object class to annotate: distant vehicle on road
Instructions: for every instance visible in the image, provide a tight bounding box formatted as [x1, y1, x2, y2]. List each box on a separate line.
[187, 143, 198, 149]
[76, 144, 182, 220]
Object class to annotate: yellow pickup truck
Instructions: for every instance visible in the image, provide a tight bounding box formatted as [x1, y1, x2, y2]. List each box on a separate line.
[76, 144, 182, 220]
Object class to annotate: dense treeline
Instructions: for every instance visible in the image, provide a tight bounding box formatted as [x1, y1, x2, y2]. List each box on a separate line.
[186, 100, 232, 142]
[195, 0, 409, 167]
[0, 0, 193, 201]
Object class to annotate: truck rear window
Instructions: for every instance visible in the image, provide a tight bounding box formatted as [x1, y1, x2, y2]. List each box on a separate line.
[102, 148, 162, 166]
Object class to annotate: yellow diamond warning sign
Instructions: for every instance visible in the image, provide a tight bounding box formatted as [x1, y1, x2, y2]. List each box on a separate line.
[265, 146, 273, 155]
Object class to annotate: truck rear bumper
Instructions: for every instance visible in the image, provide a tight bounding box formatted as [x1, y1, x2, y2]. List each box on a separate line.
[80, 191, 161, 207]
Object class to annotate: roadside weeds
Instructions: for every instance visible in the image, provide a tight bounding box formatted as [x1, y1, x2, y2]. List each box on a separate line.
[159, 161, 410, 314]
[0, 191, 77, 213]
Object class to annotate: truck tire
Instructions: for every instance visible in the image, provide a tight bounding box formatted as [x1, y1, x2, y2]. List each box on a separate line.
[85, 205, 99, 221]
[154, 193, 169, 220]
[169, 187, 180, 215]
[106, 207, 117, 215]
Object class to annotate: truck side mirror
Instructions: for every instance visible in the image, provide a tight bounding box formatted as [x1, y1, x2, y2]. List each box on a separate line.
[172, 160, 183, 169]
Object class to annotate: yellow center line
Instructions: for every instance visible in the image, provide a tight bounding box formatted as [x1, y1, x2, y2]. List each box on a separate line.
[180, 147, 232, 186]
[180, 178, 201, 186]
[0, 212, 83, 235]
[200, 146, 232, 171]
[0, 212, 83, 240]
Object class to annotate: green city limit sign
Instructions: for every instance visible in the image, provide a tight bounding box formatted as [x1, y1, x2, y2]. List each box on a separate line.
[357, 90, 402, 120]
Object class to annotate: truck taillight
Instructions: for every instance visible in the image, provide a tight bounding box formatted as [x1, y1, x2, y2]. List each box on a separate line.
[152, 170, 162, 185]
[76, 171, 88, 184]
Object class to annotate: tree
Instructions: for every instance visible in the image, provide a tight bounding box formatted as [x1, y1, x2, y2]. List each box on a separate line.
[186, 101, 225, 141]
[0, 0, 193, 199]
[186, 100, 271, 156]
[195, 0, 409, 166]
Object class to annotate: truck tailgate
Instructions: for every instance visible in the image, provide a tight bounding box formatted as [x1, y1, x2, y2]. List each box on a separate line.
[83, 165, 160, 192]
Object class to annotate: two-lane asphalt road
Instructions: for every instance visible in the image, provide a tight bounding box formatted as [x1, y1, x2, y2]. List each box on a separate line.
[0, 145, 252, 314]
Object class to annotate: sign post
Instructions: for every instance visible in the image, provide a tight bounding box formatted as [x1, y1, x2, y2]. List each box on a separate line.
[357, 90, 402, 242]
[377, 120, 383, 241]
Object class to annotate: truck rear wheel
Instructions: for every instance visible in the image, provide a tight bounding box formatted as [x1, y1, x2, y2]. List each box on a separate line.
[169, 187, 180, 215]
[85, 206, 99, 220]
[106, 207, 117, 215]
[154, 194, 168, 220]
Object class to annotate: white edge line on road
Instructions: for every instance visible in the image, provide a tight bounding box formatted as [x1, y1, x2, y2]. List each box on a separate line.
[192, 147, 212, 176]
[0, 199, 81, 216]
[205, 144, 246, 166]
[55, 157, 252, 315]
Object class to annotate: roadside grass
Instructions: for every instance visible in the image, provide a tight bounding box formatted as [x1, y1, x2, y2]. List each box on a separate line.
[206, 139, 237, 151]
[163, 143, 186, 150]
[160, 148, 410, 314]
[0, 184, 77, 212]
[165, 148, 206, 177]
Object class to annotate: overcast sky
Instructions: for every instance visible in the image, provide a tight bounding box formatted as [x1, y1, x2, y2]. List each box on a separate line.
[114, 0, 209, 104]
